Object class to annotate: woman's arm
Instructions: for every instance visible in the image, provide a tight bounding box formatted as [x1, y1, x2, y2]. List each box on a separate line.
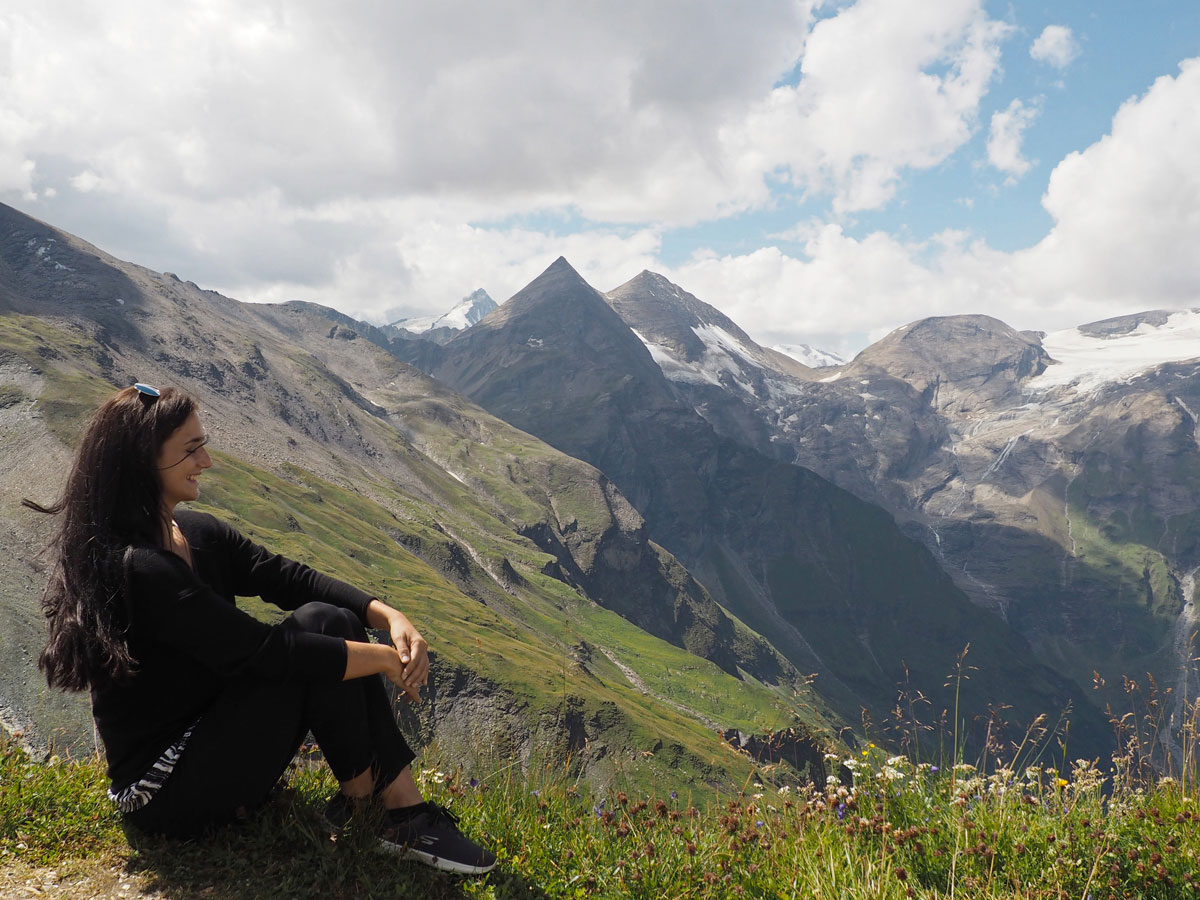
[365, 599, 428, 702]
[344, 639, 411, 695]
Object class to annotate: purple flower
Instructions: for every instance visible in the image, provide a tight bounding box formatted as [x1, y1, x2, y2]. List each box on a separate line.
[594, 800, 606, 817]
[670, 791, 677, 800]
[930, 766, 940, 774]
[469, 777, 479, 788]
[531, 789, 540, 797]
[837, 803, 846, 820]
[756, 820, 765, 828]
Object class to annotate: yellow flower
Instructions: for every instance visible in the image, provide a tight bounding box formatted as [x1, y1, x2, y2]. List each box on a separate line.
[1056, 778, 1069, 788]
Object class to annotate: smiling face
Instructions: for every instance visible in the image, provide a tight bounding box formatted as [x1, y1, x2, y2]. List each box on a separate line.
[156, 411, 212, 511]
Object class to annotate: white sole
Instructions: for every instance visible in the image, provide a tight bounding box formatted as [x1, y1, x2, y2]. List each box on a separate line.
[378, 839, 497, 875]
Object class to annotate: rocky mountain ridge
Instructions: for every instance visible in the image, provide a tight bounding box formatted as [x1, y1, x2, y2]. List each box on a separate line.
[0, 203, 821, 790]
[598, 272, 1200, 755]
[419, 258, 1108, 757]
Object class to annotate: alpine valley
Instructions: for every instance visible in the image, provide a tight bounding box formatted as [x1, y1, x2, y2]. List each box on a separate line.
[3, 200, 1194, 791]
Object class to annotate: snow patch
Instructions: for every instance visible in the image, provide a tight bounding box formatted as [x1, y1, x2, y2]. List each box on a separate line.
[631, 329, 720, 386]
[772, 343, 845, 368]
[1029, 309, 1200, 393]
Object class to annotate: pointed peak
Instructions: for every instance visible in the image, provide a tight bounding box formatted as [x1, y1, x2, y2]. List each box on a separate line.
[546, 256, 578, 274]
[613, 269, 676, 295]
[518, 256, 593, 296]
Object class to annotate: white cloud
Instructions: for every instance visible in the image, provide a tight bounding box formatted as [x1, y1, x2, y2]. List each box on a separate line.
[1, 2, 1193, 356]
[731, 0, 1012, 213]
[986, 98, 1041, 180]
[70, 171, 109, 193]
[1030, 25, 1080, 69]
[667, 59, 1200, 354]
[1017, 58, 1200, 311]
[0, 0, 1018, 320]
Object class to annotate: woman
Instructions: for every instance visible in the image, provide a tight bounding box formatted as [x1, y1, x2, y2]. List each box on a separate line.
[25, 383, 495, 874]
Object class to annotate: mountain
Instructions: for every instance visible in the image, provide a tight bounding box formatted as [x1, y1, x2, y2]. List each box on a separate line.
[424, 258, 1109, 757]
[603, 271, 1200, 755]
[387, 289, 499, 345]
[0, 204, 825, 790]
[773, 343, 845, 368]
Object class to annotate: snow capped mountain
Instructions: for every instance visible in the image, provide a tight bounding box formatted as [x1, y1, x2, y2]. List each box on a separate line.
[390, 288, 498, 335]
[772, 343, 845, 368]
[604, 270, 814, 409]
[1030, 308, 1200, 393]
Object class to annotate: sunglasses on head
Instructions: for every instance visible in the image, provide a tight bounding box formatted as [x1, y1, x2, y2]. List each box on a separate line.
[134, 383, 161, 401]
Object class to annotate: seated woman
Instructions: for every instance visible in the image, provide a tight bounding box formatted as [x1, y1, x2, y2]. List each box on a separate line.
[25, 383, 495, 874]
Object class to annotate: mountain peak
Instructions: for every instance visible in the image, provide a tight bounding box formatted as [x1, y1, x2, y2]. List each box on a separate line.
[389, 288, 498, 336]
[850, 313, 1051, 410]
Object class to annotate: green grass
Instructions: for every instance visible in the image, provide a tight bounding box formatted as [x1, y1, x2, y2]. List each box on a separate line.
[6, 727, 1200, 900]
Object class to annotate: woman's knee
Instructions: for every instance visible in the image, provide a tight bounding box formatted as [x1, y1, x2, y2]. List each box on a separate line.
[289, 602, 366, 641]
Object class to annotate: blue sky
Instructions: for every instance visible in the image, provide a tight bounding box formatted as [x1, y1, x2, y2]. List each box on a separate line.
[2, 1, 1198, 357]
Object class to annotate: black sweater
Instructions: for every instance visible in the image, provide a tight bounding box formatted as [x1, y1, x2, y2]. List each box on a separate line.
[92, 510, 374, 790]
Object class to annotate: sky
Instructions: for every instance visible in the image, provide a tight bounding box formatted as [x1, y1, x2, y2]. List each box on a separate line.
[2, 1, 1198, 358]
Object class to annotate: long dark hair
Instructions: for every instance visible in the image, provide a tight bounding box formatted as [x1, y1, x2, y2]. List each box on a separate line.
[23, 385, 197, 691]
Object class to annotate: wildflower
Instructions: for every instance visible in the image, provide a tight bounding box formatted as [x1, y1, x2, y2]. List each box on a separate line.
[837, 803, 846, 820]
[531, 789, 540, 797]
[670, 791, 677, 800]
[469, 777, 479, 788]
[1057, 778, 1069, 788]
[930, 765, 939, 773]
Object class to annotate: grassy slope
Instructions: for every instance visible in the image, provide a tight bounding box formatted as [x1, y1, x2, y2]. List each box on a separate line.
[0, 310, 833, 796]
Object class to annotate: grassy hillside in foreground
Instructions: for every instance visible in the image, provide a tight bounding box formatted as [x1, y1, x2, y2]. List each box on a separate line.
[0, 308, 832, 796]
[5, 723, 1200, 900]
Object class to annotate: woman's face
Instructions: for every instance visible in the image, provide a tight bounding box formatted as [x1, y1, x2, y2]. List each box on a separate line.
[156, 411, 212, 510]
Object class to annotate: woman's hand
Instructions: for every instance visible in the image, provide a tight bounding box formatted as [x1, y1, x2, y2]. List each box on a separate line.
[367, 599, 429, 703]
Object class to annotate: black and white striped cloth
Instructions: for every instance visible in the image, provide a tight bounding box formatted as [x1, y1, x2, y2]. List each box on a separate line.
[107, 721, 197, 813]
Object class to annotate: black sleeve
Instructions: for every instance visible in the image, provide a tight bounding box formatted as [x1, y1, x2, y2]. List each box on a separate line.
[210, 517, 375, 625]
[125, 547, 348, 683]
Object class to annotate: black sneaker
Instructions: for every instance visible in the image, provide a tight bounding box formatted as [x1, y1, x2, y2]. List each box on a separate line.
[321, 791, 361, 831]
[380, 801, 497, 875]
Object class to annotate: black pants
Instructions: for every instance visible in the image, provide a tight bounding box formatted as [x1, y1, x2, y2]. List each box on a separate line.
[127, 602, 416, 838]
